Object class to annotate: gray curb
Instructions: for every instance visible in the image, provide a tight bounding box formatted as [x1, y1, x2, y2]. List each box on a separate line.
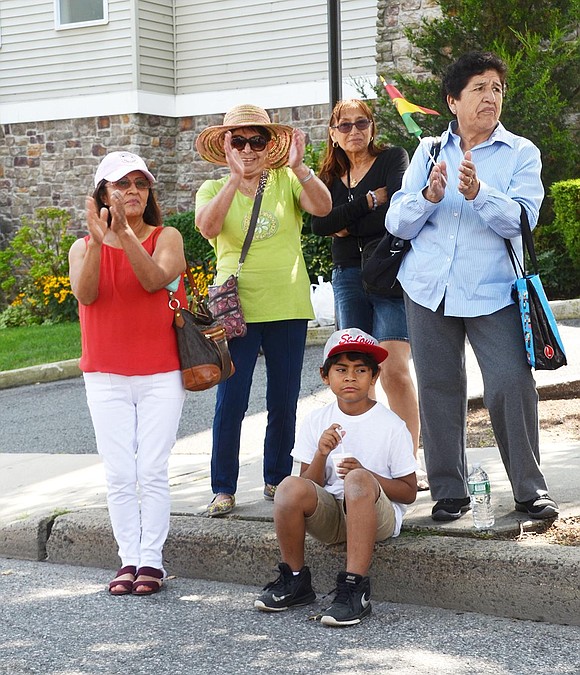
[0, 359, 82, 390]
[13, 509, 578, 627]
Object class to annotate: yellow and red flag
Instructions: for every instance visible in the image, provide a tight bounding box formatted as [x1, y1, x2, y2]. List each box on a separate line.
[380, 76, 440, 138]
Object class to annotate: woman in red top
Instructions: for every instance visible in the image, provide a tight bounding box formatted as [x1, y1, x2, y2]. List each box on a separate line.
[69, 151, 187, 596]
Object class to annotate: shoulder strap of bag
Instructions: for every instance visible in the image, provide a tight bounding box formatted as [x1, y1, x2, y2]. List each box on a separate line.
[167, 265, 213, 322]
[427, 137, 442, 178]
[505, 204, 538, 277]
[517, 205, 539, 274]
[238, 170, 269, 271]
[184, 266, 205, 304]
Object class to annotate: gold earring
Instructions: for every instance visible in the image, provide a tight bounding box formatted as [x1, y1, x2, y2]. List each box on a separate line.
[332, 141, 338, 148]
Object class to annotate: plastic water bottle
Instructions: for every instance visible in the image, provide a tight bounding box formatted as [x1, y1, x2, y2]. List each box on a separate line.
[467, 463, 494, 529]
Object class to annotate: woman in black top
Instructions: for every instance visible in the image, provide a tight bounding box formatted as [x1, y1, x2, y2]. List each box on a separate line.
[312, 99, 425, 488]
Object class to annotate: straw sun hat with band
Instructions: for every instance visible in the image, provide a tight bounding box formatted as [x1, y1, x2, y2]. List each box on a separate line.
[195, 104, 294, 169]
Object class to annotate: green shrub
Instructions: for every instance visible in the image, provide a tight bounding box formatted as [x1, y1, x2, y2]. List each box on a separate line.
[302, 141, 333, 282]
[550, 179, 580, 267]
[164, 211, 215, 270]
[0, 208, 78, 326]
[0, 303, 43, 329]
[534, 179, 580, 299]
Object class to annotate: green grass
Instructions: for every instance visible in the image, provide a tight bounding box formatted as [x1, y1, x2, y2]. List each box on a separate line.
[0, 322, 81, 371]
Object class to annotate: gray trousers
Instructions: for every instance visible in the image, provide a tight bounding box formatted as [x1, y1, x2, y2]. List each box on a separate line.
[404, 296, 549, 503]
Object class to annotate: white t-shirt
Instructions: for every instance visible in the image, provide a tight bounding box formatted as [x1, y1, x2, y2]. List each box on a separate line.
[292, 400, 417, 537]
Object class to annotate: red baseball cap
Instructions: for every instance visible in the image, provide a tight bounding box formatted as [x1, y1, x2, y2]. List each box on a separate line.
[323, 328, 388, 364]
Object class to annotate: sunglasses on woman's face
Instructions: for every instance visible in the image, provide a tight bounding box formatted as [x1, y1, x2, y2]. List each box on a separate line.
[109, 177, 151, 191]
[230, 135, 269, 152]
[331, 119, 372, 134]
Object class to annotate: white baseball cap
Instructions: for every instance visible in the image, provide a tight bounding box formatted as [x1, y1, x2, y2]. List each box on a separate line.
[323, 328, 388, 364]
[94, 151, 156, 187]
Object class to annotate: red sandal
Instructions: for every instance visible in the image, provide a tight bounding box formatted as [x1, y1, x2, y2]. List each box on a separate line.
[132, 566, 164, 595]
[108, 565, 137, 596]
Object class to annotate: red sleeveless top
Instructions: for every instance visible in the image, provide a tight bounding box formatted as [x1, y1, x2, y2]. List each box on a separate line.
[79, 226, 187, 376]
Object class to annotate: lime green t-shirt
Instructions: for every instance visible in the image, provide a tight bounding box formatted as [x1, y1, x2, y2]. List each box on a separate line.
[195, 168, 314, 323]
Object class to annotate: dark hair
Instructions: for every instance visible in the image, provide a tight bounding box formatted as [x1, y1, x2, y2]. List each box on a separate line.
[441, 51, 507, 108]
[321, 351, 380, 377]
[92, 178, 163, 227]
[318, 99, 384, 188]
[227, 125, 271, 140]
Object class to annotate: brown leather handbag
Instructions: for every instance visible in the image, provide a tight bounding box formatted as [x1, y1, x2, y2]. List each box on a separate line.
[168, 267, 235, 391]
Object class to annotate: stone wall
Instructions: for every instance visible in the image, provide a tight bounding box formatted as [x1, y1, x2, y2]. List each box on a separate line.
[376, 0, 441, 77]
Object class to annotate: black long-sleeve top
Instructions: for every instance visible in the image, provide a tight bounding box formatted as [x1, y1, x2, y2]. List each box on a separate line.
[311, 147, 409, 267]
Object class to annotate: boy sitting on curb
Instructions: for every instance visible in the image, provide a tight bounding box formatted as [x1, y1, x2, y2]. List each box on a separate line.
[254, 328, 418, 626]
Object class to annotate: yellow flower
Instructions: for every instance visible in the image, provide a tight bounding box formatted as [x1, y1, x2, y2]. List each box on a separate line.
[34, 276, 73, 305]
[188, 264, 214, 297]
[10, 293, 26, 307]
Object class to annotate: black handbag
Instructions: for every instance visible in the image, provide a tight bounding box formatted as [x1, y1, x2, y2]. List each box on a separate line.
[505, 206, 567, 370]
[360, 234, 410, 297]
[361, 138, 441, 297]
[168, 267, 235, 391]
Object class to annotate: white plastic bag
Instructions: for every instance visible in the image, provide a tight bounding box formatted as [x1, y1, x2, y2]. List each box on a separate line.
[310, 276, 335, 326]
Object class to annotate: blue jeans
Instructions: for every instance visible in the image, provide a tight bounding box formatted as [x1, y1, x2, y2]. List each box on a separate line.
[211, 319, 308, 495]
[331, 265, 409, 341]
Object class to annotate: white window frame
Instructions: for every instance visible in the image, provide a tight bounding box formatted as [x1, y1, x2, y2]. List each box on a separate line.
[55, 0, 109, 30]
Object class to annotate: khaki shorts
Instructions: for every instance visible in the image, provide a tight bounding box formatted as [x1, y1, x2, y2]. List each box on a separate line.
[305, 481, 396, 545]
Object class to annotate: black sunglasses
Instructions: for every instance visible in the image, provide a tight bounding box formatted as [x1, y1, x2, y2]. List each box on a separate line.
[331, 119, 372, 134]
[230, 135, 269, 152]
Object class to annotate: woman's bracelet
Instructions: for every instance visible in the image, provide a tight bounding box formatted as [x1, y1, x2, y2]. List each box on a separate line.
[367, 190, 378, 211]
[298, 168, 315, 184]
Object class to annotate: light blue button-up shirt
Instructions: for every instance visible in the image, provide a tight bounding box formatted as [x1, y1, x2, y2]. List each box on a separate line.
[386, 121, 544, 317]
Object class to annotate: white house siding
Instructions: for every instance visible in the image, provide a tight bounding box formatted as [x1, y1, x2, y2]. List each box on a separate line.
[0, 1, 378, 120]
[0, 1, 135, 103]
[175, 0, 377, 110]
[138, 0, 175, 93]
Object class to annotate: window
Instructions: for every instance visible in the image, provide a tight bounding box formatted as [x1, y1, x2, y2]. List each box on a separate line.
[55, 0, 108, 29]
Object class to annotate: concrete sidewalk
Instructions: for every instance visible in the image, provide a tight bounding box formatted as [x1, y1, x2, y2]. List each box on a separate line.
[1, 307, 579, 626]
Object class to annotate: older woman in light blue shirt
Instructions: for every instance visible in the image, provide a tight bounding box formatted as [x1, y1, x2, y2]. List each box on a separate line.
[386, 51, 559, 522]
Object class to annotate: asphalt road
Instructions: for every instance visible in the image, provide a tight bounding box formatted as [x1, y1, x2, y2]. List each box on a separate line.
[0, 345, 328, 455]
[1, 557, 579, 675]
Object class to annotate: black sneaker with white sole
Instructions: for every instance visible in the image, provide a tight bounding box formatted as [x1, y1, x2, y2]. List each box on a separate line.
[515, 494, 559, 520]
[431, 497, 471, 521]
[319, 572, 372, 627]
[254, 562, 316, 612]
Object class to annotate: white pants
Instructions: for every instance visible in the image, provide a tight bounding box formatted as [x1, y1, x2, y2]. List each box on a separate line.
[84, 371, 185, 570]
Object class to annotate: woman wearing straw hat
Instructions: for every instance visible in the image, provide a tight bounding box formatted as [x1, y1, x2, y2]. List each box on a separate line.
[195, 104, 332, 516]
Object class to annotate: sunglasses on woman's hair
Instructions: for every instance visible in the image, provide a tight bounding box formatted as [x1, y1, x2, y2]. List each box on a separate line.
[331, 119, 372, 134]
[230, 135, 269, 152]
